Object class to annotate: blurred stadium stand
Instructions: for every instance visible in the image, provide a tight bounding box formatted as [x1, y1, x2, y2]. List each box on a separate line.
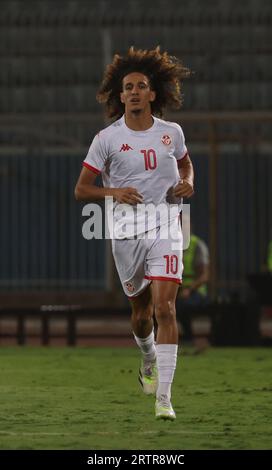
[0, 0, 272, 344]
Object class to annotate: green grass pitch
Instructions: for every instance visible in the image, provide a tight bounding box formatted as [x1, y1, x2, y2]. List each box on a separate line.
[0, 346, 271, 450]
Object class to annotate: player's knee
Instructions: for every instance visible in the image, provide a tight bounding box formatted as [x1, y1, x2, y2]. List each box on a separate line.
[155, 300, 176, 324]
[131, 306, 153, 326]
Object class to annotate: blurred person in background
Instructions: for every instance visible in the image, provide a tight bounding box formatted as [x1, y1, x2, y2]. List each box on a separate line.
[75, 47, 194, 420]
[177, 217, 210, 345]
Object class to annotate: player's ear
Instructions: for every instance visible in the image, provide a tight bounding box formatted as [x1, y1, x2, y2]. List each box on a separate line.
[149, 90, 156, 102]
[120, 92, 125, 104]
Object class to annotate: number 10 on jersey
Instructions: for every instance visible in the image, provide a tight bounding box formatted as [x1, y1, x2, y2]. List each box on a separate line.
[140, 149, 157, 170]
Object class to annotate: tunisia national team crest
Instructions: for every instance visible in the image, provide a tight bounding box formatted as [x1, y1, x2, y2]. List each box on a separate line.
[161, 134, 172, 145]
[125, 281, 135, 293]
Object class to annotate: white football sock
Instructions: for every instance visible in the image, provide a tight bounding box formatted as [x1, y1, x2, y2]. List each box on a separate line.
[156, 344, 178, 400]
[133, 329, 156, 363]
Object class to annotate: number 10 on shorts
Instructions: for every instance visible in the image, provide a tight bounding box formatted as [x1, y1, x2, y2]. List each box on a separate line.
[164, 255, 178, 275]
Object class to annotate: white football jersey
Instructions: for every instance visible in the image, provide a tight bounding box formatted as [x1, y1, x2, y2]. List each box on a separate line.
[83, 115, 188, 238]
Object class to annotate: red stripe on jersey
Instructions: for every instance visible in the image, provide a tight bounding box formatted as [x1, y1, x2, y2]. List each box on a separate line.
[177, 152, 188, 168]
[144, 275, 182, 285]
[83, 162, 101, 175]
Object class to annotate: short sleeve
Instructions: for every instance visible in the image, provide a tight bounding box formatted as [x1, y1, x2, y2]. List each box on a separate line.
[83, 133, 107, 175]
[173, 124, 188, 162]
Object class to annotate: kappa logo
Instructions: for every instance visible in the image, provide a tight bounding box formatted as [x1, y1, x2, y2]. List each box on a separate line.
[161, 134, 172, 145]
[125, 281, 135, 293]
[120, 144, 133, 152]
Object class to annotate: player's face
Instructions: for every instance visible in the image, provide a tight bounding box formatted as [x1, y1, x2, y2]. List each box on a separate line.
[120, 72, 156, 114]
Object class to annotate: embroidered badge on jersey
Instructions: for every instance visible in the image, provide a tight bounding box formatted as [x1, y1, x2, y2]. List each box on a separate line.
[125, 281, 135, 293]
[161, 135, 172, 145]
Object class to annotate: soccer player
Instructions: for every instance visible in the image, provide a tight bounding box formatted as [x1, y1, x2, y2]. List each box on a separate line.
[75, 47, 194, 420]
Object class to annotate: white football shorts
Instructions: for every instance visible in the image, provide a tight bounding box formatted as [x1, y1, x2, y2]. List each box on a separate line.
[111, 216, 183, 298]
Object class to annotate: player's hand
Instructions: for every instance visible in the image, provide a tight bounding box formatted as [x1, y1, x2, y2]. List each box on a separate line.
[173, 179, 194, 198]
[112, 187, 143, 205]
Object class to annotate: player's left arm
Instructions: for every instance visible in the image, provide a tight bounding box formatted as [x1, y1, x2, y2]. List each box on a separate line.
[173, 154, 194, 198]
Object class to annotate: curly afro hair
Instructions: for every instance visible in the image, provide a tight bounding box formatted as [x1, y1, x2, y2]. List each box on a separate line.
[96, 46, 190, 120]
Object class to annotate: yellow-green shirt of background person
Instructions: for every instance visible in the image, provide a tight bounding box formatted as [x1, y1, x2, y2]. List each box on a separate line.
[268, 240, 272, 272]
[182, 234, 209, 296]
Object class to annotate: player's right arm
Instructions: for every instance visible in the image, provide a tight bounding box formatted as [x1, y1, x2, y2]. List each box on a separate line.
[74, 167, 143, 205]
